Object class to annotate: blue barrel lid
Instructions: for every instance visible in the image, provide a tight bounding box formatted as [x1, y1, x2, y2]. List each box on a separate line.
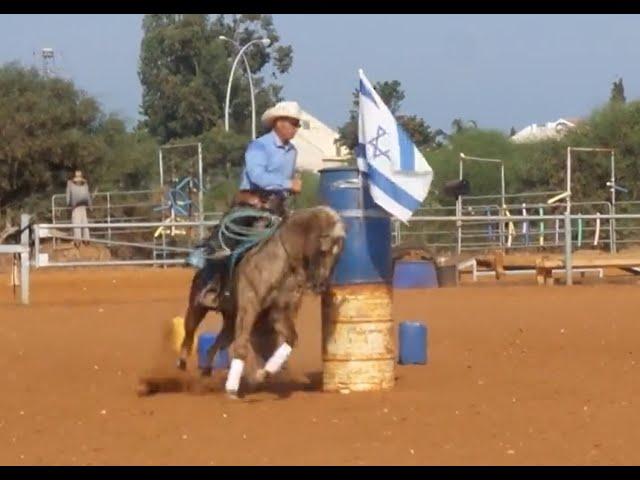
[400, 320, 426, 328]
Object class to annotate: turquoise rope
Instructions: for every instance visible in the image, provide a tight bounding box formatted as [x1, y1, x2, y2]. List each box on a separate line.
[215, 207, 282, 283]
[217, 207, 281, 253]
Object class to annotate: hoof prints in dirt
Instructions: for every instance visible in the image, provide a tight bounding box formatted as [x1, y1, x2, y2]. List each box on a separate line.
[136, 371, 322, 398]
[136, 372, 224, 397]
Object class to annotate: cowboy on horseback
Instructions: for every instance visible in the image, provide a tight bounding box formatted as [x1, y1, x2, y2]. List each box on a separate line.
[193, 101, 304, 309]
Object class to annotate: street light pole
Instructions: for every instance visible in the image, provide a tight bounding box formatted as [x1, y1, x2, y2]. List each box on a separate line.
[219, 37, 256, 139]
[220, 37, 270, 140]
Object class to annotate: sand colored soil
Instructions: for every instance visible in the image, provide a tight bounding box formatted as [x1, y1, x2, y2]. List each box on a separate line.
[1, 267, 640, 465]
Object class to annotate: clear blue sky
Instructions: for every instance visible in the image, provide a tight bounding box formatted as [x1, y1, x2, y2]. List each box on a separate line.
[1, 14, 639, 133]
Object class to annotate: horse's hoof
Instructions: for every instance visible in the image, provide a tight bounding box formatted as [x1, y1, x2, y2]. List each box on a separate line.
[200, 366, 212, 377]
[226, 390, 240, 400]
[176, 358, 187, 371]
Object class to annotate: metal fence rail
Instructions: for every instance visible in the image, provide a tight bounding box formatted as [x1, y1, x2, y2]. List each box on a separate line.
[22, 212, 640, 291]
[33, 220, 220, 268]
[395, 201, 616, 253]
[1, 214, 32, 304]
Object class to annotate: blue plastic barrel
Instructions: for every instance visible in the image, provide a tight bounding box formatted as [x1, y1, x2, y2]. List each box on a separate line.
[318, 167, 392, 285]
[398, 321, 428, 364]
[393, 260, 439, 289]
[197, 332, 230, 371]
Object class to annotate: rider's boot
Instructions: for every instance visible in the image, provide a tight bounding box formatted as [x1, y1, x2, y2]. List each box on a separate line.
[197, 275, 222, 309]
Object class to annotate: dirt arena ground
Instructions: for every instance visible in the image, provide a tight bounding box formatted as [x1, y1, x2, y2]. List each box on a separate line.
[2, 267, 640, 465]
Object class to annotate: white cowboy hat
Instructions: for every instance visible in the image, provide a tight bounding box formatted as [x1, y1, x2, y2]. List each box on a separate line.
[72, 170, 85, 182]
[261, 101, 303, 128]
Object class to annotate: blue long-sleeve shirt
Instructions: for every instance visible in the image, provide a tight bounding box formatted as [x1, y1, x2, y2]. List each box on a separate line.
[239, 131, 297, 191]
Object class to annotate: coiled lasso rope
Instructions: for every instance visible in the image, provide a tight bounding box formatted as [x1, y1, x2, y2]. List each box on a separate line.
[185, 207, 282, 271]
[217, 207, 282, 254]
[219, 207, 283, 290]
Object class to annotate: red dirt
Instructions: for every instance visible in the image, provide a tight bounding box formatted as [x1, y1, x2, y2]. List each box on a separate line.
[1, 267, 640, 465]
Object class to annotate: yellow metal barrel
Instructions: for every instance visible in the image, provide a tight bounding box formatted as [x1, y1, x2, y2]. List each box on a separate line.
[321, 283, 395, 392]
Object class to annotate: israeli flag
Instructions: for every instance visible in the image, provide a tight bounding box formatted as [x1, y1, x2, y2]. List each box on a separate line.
[356, 69, 433, 223]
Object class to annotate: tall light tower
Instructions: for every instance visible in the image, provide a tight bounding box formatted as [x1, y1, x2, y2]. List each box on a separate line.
[40, 48, 56, 78]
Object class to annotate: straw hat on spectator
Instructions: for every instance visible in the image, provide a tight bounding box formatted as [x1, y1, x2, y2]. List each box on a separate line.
[72, 170, 86, 184]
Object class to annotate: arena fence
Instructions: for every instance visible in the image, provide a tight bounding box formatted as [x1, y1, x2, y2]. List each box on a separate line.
[5, 211, 640, 306]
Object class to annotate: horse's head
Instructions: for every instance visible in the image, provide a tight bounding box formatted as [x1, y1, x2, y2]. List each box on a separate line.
[284, 206, 345, 294]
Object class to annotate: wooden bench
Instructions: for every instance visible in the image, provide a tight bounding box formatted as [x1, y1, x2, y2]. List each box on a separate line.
[536, 256, 640, 286]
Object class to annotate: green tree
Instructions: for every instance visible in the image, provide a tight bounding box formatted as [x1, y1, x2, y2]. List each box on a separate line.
[0, 64, 99, 215]
[138, 14, 294, 146]
[610, 77, 626, 104]
[98, 120, 159, 191]
[427, 100, 640, 211]
[450, 118, 478, 134]
[373, 80, 405, 115]
[0, 63, 158, 221]
[426, 128, 522, 206]
[397, 115, 446, 150]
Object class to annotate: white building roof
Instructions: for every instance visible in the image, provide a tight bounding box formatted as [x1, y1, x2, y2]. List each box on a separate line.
[510, 118, 577, 143]
[292, 109, 350, 172]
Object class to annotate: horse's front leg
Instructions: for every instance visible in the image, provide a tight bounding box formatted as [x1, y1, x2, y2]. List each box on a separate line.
[255, 310, 297, 383]
[224, 300, 260, 398]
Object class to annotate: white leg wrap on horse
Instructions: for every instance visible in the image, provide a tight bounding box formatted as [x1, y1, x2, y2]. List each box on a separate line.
[264, 342, 293, 374]
[225, 359, 245, 393]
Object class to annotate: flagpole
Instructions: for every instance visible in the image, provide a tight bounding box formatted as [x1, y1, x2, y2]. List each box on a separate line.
[358, 168, 365, 210]
[357, 68, 365, 211]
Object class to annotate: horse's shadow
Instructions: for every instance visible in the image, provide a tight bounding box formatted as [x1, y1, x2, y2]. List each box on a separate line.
[248, 371, 322, 401]
[137, 370, 323, 401]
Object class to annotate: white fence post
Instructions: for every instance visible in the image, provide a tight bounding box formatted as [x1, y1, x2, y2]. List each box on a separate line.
[20, 214, 30, 305]
[564, 212, 573, 286]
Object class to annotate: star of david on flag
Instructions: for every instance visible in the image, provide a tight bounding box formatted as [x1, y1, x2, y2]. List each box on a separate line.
[356, 69, 434, 223]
